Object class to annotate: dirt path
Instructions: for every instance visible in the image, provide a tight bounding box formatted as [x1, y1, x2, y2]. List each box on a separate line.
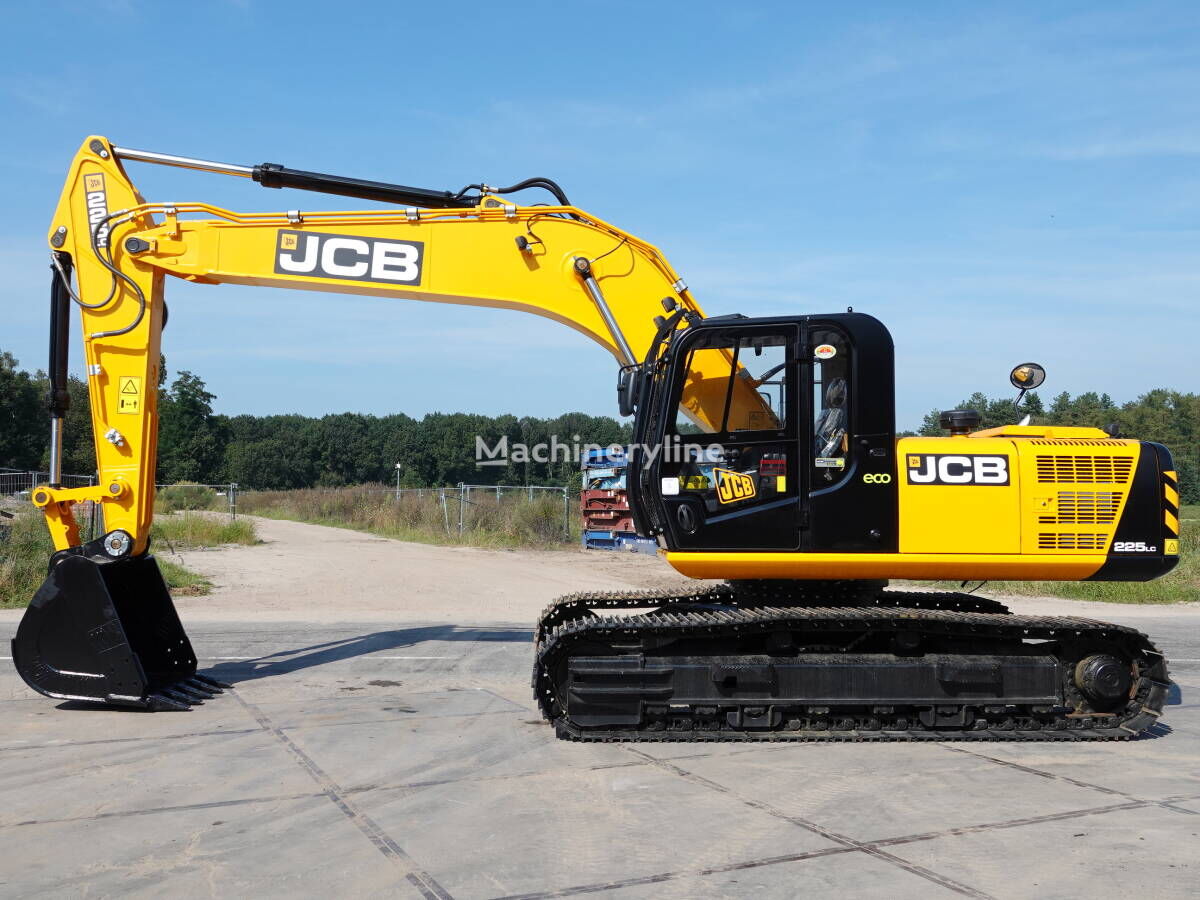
[164, 516, 707, 623]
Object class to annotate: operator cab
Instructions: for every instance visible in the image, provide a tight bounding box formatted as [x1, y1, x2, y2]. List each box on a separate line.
[629, 312, 897, 553]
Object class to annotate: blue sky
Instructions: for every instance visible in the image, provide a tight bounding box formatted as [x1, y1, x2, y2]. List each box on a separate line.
[2, 1, 1197, 431]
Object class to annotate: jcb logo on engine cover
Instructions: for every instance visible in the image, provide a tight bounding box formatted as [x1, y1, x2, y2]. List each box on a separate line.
[906, 454, 1010, 486]
[275, 230, 423, 285]
[715, 468, 756, 504]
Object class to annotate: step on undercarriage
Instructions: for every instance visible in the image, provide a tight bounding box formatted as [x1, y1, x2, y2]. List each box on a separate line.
[532, 582, 1170, 742]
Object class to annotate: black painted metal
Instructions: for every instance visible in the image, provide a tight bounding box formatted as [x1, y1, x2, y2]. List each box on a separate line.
[12, 554, 199, 708]
[631, 311, 898, 553]
[252, 163, 467, 208]
[532, 584, 1170, 741]
[1086, 441, 1180, 581]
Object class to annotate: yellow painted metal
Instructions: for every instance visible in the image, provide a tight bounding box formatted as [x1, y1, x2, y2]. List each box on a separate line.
[967, 424, 1114, 439]
[42, 137, 164, 554]
[666, 551, 1104, 581]
[38, 135, 766, 553]
[668, 430, 1149, 581]
[1011, 438, 1139, 555]
[896, 437, 1022, 554]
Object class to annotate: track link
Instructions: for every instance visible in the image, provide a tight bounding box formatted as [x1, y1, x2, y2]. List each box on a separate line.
[534, 582, 1010, 647]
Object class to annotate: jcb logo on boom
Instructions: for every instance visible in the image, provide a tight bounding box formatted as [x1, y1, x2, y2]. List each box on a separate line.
[275, 230, 423, 285]
[906, 454, 1009, 486]
[715, 468, 756, 504]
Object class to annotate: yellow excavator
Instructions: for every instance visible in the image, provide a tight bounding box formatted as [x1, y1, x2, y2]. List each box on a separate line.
[14, 136, 1180, 740]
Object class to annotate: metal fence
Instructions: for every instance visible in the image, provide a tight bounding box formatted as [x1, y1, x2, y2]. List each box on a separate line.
[447, 483, 571, 537]
[0, 468, 95, 497]
[140, 480, 572, 538]
[0, 469, 102, 539]
[236, 482, 574, 538]
[155, 483, 240, 519]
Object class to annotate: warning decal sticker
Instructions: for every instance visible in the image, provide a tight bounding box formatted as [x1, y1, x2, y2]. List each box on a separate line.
[118, 375, 141, 414]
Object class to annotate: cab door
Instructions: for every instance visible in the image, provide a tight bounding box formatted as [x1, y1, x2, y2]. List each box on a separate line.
[802, 316, 899, 552]
[654, 324, 803, 551]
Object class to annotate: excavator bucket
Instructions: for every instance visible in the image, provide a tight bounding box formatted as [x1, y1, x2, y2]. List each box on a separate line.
[12, 554, 226, 710]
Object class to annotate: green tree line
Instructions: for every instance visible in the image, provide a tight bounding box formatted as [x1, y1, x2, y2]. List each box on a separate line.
[3, 349, 1196, 498]
[1, 350, 629, 489]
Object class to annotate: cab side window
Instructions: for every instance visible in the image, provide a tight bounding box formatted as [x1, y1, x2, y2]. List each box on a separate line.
[811, 329, 851, 484]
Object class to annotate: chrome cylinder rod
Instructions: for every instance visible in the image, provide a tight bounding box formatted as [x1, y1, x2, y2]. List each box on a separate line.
[575, 258, 637, 367]
[111, 146, 254, 178]
[48, 417, 63, 487]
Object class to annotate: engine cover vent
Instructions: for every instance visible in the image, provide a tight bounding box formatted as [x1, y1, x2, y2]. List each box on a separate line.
[1039, 491, 1122, 525]
[1029, 439, 1127, 446]
[1037, 532, 1108, 551]
[1036, 455, 1134, 484]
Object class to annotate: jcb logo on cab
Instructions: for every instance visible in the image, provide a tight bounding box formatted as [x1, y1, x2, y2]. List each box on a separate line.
[907, 454, 1009, 486]
[715, 468, 756, 504]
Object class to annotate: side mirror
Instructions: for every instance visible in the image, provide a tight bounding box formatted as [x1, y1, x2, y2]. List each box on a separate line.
[616, 366, 640, 417]
[1009, 362, 1046, 416]
[1009, 362, 1046, 390]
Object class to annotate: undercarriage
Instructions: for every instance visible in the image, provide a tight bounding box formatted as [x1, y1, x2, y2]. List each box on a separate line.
[533, 582, 1169, 741]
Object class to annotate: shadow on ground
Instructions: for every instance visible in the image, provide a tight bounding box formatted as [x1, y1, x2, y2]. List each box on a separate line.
[199, 624, 532, 684]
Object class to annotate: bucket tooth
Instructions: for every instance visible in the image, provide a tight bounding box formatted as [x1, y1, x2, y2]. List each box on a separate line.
[147, 693, 191, 711]
[160, 687, 198, 706]
[193, 673, 233, 691]
[171, 684, 210, 703]
[182, 678, 218, 697]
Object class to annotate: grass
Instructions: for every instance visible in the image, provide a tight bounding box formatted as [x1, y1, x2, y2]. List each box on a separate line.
[155, 483, 227, 514]
[0, 509, 58, 609]
[0, 507, 257, 608]
[157, 558, 212, 596]
[913, 505, 1199, 604]
[236, 485, 576, 550]
[151, 511, 258, 551]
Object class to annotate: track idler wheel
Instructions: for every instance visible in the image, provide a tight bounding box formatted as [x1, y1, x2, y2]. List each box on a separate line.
[11, 553, 215, 710]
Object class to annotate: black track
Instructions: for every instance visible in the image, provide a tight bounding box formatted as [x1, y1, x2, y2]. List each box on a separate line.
[532, 585, 1169, 742]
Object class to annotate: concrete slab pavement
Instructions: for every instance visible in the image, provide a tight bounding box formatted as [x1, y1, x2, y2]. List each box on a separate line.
[0, 617, 1195, 899]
